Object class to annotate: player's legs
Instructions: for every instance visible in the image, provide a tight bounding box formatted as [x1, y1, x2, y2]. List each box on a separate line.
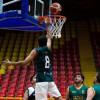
[48, 82, 62, 100]
[35, 82, 48, 100]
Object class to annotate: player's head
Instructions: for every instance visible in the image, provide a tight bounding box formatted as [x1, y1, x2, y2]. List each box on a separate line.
[74, 73, 84, 84]
[94, 72, 100, 84]
[30, 75, 36, 85]
[38, 35, 47, 47]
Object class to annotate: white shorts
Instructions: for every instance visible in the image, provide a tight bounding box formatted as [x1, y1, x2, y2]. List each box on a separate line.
[35, 82, 61, 100]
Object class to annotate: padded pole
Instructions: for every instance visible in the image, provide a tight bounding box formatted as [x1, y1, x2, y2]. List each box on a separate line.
[29, 0, 34, 16]
[21, 0, 29, 16]
[0, 0, 3, 13]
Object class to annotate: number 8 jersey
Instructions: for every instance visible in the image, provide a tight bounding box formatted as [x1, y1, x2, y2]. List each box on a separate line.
[35, 46, 54, 82]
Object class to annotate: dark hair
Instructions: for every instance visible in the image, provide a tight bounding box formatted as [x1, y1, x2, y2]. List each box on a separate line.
[96, 72, 100, 83]
[38, 35, 47, 47]
[74, 73, 85, 82]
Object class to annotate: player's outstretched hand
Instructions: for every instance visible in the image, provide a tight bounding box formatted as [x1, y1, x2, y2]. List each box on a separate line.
[46, 31, 53, 39]
[2, 59, 12, 65]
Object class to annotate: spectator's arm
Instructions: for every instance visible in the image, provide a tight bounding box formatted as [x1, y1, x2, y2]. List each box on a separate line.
[66, 86, 70, 100]
[23, 90, 28, 100]
[86, 87, 95, 100]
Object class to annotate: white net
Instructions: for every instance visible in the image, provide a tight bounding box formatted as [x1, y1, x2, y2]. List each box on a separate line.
[46, 15, 66, 38]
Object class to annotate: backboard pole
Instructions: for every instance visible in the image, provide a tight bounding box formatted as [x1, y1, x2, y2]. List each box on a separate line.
[49, 0, 52, 15]
[0, 0, 3, 14]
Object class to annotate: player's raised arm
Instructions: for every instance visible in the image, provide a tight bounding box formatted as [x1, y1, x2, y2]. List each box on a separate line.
[2, 49, 37, 66]
[46, 31, 53, 49]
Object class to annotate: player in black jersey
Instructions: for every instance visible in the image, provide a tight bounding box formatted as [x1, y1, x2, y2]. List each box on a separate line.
[3, 33, 62, 100]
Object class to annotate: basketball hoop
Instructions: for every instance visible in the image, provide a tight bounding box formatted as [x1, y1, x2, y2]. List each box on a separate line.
[44, 15, 66, 38]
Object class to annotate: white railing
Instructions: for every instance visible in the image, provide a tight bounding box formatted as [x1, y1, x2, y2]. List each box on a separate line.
[3, 0, 20, 6]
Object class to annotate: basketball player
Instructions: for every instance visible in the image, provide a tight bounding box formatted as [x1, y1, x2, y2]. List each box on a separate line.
[66, 73, 88, 100]
[3, 32, 62, 100]
[86, 72, 100, 100]
[23, 75, 36, 100]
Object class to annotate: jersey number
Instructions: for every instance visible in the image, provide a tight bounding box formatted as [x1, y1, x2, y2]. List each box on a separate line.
[45, 56, 50, 68]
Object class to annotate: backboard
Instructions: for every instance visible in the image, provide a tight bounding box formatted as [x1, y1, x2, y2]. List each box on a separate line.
[0, 0, 52, 32]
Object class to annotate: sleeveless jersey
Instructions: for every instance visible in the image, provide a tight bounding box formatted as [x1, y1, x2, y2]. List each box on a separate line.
[35, 46, 53, 82]
[69, 85, 88, 100]
[27, 87, 35, 100]
[92, 84, 100, 100]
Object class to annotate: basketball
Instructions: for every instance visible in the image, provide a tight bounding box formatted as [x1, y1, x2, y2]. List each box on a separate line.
[50, 2, 62, 15]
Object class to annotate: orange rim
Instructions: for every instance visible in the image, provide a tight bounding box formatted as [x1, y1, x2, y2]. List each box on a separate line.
[41, 15, 66, 20]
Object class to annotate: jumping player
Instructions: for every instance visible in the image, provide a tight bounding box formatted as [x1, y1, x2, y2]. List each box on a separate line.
[3, 33, 62, 100]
